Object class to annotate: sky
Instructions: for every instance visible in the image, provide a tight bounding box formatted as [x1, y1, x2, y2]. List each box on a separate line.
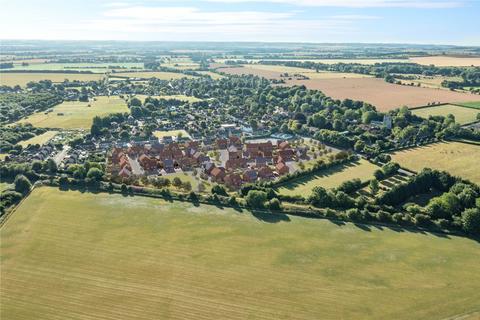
[0, 0, 479, 45]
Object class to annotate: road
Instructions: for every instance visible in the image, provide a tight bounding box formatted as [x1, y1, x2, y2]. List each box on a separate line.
[53, 146, 70, 165]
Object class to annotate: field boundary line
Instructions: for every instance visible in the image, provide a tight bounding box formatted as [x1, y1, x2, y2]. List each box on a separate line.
[0, 185, 36, 228]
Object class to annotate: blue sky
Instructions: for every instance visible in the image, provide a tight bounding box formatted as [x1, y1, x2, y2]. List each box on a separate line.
[1, 0, 479, 45]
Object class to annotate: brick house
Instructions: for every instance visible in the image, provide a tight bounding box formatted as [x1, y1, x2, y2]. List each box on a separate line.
[276, 162, 289, 175]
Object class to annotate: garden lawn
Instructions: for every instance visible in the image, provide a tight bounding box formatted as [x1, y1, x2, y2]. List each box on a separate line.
[1, 187, 479, 320]
[16, 96, 129, 129]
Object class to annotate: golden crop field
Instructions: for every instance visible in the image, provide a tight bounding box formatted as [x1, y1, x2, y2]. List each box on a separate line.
[0, 72, 105, 87]
[409, 56, 480, 67]
[18, 130, 58, 148]
[113, 71, 195, 80]
[220, 64, 370, 80]
[133, 94, 202, 103]
[412, 104, 480, 124]
[17, 96, 129, 129]
[391, 141, 480, 184]
[277, 159, 380, 196]
[1, 187, 479, 320]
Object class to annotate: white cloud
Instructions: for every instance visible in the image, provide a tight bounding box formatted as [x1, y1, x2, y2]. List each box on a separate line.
[203, 0, 465, 8]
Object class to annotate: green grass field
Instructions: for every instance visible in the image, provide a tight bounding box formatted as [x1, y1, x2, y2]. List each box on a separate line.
[153, 129, 191, 139]
[456, 101, 480, 109]
[391, 141, 480, 184]
[1, 187, 479, 320]
[17, 130, 58, 148]
[277, 159, 379, 196]
[0, 72, 105, 87]
[0, 182, 12, 192]
[17, 96, 129, 129]
[412, 104, 480, 124]
[113, 71, 195, 80]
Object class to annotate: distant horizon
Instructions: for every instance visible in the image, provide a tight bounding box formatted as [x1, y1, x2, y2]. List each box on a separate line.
[1, 0, 479, 45]
[1, 39, 479, 48]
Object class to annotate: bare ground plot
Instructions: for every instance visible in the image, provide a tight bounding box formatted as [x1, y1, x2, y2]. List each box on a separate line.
[390, 141, 480, 184]
[0, 72, 105, 87]
[284, 78, 480, 111]
[412, 104, 480, 125]
[276, 159, 380, 197]
[1, 187, 480, 320]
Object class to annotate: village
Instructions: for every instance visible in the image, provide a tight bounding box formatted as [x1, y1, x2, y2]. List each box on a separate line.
[107, 133, 327, 190]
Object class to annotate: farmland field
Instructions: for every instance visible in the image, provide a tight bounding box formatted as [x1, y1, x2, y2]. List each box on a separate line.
[411, 104, 480, 124]
[284, 78, 480, 111]
[153, 129, 191, 139]
[217, 65, 369, 80]
[18, 130, 58, 148]
[457, 101, 480, 109]
[390, 141, 480, 184]
[277, 159, 379, 196]
[134, 94, 202, 103]
[396, 75, 463, 89]
[197, 71, 225, 79]
[17, 96, 129, 129]
[408, 56, 480, 67]
[0, 72, 105, 87]
[2, 62, 143, 72]
[1, 187, 479, 320]
[113, 71, 195, 80]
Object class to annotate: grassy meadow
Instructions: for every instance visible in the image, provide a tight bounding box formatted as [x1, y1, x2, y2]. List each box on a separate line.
[17, 130, 58, 148]
[391, 141, 480, 184]
[1, 187, 479, 320]
[17, 96, 129, 129]
[412, 104, 480, 124]
[457, 101, 480, 109]
[0, 72, 105, 87]
[277, 159, 379, 196]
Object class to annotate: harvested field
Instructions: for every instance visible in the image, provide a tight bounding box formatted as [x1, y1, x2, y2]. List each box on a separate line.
[412, 104, 479, 124]
[133, 94, 202, 103]
[2, 62, 143, 72]
[18, 130, 58, 148]
[1, 187, 479, 320]
[409, 56, 480, 67]
[284, 78, 480, 111]
[0, 72, 104, 87]
[217, 65, 369, 80]
[390, 141, 480, 184]
[277, 159, 379, 196]
[17, 96, 129, 129]
[113, 71, 195, 80]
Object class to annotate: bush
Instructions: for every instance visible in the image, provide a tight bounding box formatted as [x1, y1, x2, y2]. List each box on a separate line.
[245, 190, 268, 208]
[267, 198, 282, 210]
[14, 174, 32, 195]
[461, 208, 480, 235]
[211, 184, 228, 196]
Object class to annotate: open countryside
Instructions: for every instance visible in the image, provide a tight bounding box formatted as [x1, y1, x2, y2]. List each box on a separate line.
[2, 187, 479, 320]
[1, 2, 480, 319]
